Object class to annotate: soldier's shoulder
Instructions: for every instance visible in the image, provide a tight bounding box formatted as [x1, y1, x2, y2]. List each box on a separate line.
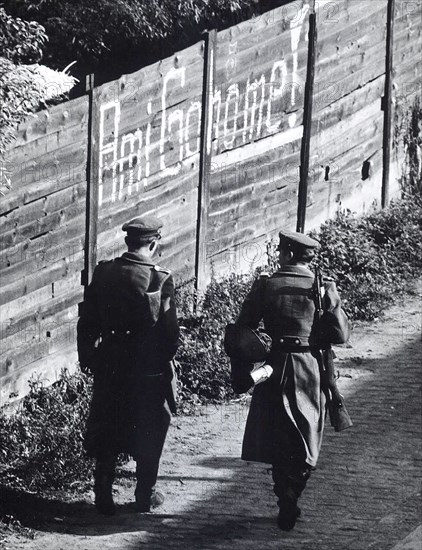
[95, 259, 114, 271]
[153, 264, 171, 275]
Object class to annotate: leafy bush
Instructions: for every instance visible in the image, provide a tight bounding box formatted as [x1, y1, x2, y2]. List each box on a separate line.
[308, 211, 396, 320]
[0, 370, 93, 492]
[175, 273, 253, 405]
[0, 8, 48, 157]
[397, 96, 422, 199]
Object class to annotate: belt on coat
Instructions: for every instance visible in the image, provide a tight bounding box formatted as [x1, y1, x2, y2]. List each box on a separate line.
[273, 335, 312, 353]
[101, 329, 142, 339]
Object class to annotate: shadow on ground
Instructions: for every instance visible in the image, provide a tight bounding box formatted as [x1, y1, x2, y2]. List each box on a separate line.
[1, 332, 421, 550]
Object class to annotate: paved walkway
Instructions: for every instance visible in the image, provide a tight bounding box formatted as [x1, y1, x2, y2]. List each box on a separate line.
[2, 289, 421, 550]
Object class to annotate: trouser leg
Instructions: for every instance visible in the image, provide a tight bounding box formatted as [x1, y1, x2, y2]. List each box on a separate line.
[131, 379, 171, 512]
[135, 454, 160, 500]
[134, 454, 164, 512]
[94, 452, 117, 515]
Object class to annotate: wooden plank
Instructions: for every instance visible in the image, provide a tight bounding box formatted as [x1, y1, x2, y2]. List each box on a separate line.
[297, 4, 316, 232]
[382, 0, 396, 207]
[209, 147, 300, 199]
[0, 142, 87, 214]
[0, 212, 86, 279]
[1, 291, 81, 357]
[315, 0, 387, 46]
[0, 252, 84, 306]
[83, 74, 99, 286]
[313, 55, 386, 112]
[195, 30, 216, 291]
[1, 196, 86, 250]
[1, 345, 78, 404]
[0, 183, 86, 234]
[315, 47, 386, 86]
[97, 171, 198, 232]
[1, 317, 78, 379]
[215, 35, 309, 83]
[1, 312, 79, 364]
[311, 76, 384, 139]
[9, 95, 88, 148]
[306, 149, 383, 228]
[216, 1, 308, 47]
[0, 271, 82, 322]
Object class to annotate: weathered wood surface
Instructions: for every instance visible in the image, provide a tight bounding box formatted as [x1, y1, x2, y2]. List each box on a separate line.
[393, 0, 422, 101]
[305, 0, 388, 231]
[205, 0, 310, 276]
[1, 95, 88, 403]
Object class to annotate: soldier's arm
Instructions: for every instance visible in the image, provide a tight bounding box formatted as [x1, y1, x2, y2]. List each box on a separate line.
[160, 274, 180, 360]
[77, 269, 102, 373]
[236, 277, 263, 330]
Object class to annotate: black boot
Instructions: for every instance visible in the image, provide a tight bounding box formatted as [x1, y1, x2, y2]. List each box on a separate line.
[94, 455, 117, 516]
[276, 488, 302, 531]
[134, 488, 165, 513]
[273, 463, 311, 531]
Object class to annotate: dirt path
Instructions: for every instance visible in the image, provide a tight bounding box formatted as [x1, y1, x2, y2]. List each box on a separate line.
[2, 285, 421, 550]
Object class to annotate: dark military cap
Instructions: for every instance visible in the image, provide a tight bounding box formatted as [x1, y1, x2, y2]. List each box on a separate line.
[277, 230, 319, 250]
[122, 215, 163, 238]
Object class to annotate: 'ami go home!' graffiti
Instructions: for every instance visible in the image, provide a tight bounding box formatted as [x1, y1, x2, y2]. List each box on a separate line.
[97, 4, 310, 206]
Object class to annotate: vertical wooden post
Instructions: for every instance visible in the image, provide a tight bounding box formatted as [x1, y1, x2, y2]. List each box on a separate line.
[83, 73, 99, 288]
[381, 0, 395, 208]
[296, 1, 317, 234]
[195, 30, 217, 292]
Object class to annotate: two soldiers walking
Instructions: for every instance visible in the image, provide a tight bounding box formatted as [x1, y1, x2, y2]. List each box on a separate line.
[77, 216, 349, 530]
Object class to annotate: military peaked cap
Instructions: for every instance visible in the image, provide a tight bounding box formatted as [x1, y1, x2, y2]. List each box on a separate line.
[278, 230, 319, 249]
[122, 215, 163, 238]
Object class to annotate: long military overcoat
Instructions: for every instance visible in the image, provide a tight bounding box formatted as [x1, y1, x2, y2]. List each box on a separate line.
[237, 265, 347, 468]
[77, 252, 180, 459]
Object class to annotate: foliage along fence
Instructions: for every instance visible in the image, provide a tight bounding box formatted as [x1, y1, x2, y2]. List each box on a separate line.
[0, 0, 421, 404]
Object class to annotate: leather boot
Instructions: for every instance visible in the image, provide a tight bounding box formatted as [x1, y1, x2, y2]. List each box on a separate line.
[134, 488, 165, 513]
[276, 488, 302, 531]
[94, 473, 115, 515]
[94, 455, 117, 516]
[273, 463, 311, 531]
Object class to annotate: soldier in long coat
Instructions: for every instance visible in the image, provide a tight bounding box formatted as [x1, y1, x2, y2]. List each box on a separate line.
[77, 216, 180, 515]
[236, 230, 349, 531]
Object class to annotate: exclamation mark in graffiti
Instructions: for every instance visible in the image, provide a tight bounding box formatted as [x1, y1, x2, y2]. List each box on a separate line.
[289, 4, 309, 128]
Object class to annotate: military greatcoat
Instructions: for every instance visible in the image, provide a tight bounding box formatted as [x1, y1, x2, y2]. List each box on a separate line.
[77, 252, 180, 459]
[238, 265, 344, 468]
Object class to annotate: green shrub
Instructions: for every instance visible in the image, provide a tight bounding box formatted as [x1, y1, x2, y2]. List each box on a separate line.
[0, 369, 93, 492]
[398, 96, 422, 199]
[306, 196, 422, 321]
[175, 272, 253, 404]
[0, 8, 48, 158]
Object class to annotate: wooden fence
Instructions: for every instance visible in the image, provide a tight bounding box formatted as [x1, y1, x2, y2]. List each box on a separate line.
[1, 0, 421, 404]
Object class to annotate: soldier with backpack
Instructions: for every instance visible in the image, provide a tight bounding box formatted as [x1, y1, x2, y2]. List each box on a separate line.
[77, 215, 180, 516]
[234, 230, 350, 531]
